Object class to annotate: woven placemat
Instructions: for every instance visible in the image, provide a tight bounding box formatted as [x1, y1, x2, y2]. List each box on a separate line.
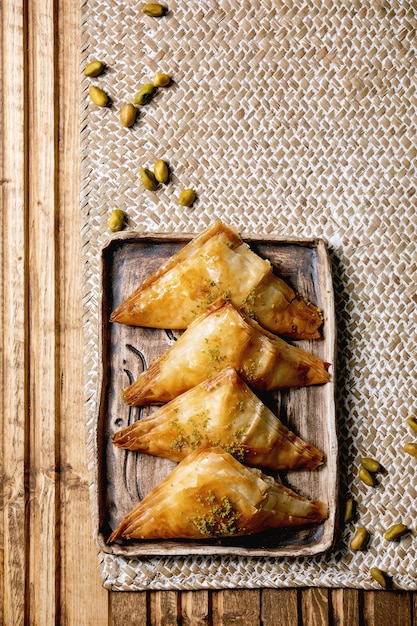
[80, 0, 417, 590]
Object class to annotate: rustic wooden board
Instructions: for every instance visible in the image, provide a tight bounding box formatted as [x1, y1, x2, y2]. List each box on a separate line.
[2, 0, 415, 622]
[95, 230, 338, 560]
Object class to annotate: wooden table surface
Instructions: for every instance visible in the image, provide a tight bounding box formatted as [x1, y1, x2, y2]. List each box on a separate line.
[1, 1, 416, 624]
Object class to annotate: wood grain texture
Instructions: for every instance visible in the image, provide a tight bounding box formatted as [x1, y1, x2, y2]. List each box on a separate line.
[182, 590, 211, 625]
[362, 591, 412, 626]
[212, 590, 261, 625]
[110, 592, 148, 625]
[1, 1, 416, 625]
[261, 589, 298, 626]
[26, 0, 58, 623]
[1, 2, 27, 625]
[56, 0, 109, 624]
[331, 589, 360, 626]
[150, 591, 180, 625]
[301, 588, 330, 626]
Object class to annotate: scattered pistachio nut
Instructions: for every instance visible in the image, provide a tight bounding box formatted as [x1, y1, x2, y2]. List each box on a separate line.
[84, 59, 105, 77]
[140, 167, 158, 191]
[406, 417, 417, 433]
[403, 442, 417, 457]
[384, 523, 408, 541]
[89, 85, 108, 107]
[134, 84, 156, 105]
[153, 72, 171, 87]
[178, 189, 196, 207]
[343, 497, 355, 524]
[350, 527, 369, 551]
[154, 159, 169, 184]
[361, 457, 381, 473]
[359, 467, 376, 487]
[370, 566, 390, 589]
[108, 209, 125, 233]
[120, 103, 137, 128]
[142, 3, 166, 17]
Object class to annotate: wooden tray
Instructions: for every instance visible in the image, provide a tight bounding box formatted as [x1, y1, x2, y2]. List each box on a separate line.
[96, 231, 338, 558]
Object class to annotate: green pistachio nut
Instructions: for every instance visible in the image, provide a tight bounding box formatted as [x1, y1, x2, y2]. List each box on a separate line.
[361, 457, 381, 473]
[89, 85, 108, 107]
[343, 497, 355, 524]
[153, 72, 171, 87]
[84, 60, 105, 77]
[140, 167, 158, 191]
[404, 442, 417, 457]
[178, 189, 196, 207]
[134, 83, 156, 105]
[407, 417, 417, 433]
[154, 159, 169, 184]
[370, 567, 390, 589]
[383, 523, 408, 541]
[108, 209, 125, 233]
[350, 527, 369, 551]
[142, 3, 166, 17]
[120, 103, 137, 128]
[359, 467, 376, 487]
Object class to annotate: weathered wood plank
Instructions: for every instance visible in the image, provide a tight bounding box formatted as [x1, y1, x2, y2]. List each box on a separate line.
[149, 591, 180, 625]
[110, 592, 148, 624]
[261, 589, 298, 626]
[300, 588, 330, 626]
[362, 591, 412, 626]
[26, 0, 58, 623]
[212, 590, 261, 625]
[0, 1, 27, 625]
[181, 590, 211, 625]
[56, 1, 109, 624]
[3, 1, 417, 625]
[331, 589, 360, 626]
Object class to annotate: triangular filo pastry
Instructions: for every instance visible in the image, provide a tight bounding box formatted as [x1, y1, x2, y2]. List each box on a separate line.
[122, 300, 330, 406]
[108, 445, 328, 541]
[114, 367, 323, 471]
[110, 220, 322, 339]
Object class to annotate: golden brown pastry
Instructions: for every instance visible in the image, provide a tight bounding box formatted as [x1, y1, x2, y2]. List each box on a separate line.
[110, 220, 322, 339]
[122, 300, 330, 406]
[108, 445, 328, 541]
[114, 367, 323, 471]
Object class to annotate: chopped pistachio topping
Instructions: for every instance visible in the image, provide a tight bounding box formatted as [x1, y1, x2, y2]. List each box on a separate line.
[203, 338, 227, 368]
[189, 493, 241, 537]
[243, 289, 256, 306]
[170, 412, 210, 451]
[171, 434, 188, 451]
[223, 441, 246, 462]
[242, 359, 258, 380]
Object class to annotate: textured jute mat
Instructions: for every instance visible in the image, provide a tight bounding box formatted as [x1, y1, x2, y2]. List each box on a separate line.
[81, 0, 417, 590]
